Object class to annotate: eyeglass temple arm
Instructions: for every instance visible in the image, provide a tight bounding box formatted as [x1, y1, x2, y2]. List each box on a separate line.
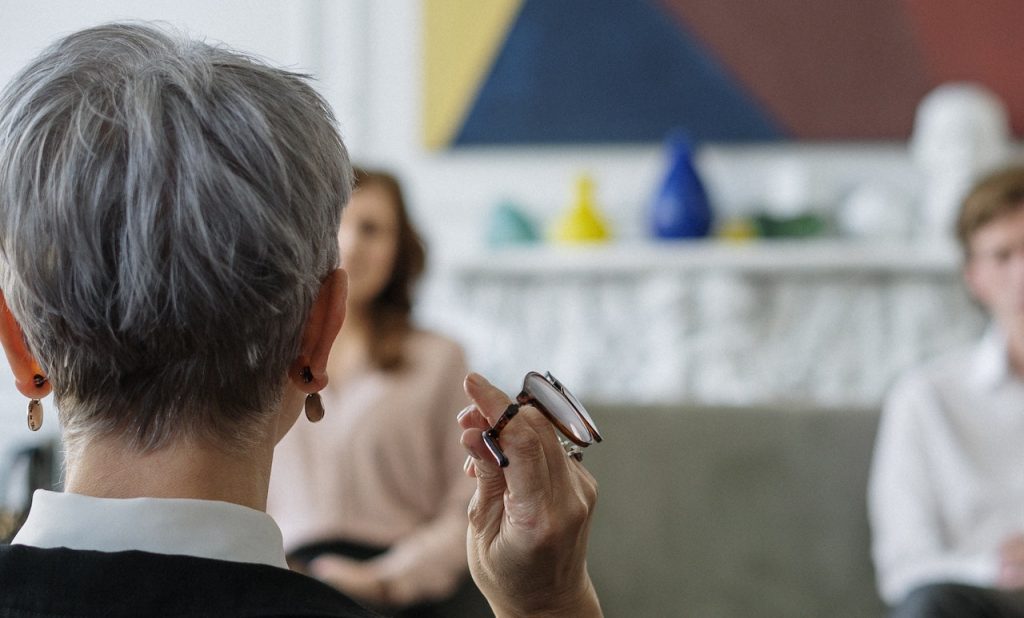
[481, 403, 521, 468]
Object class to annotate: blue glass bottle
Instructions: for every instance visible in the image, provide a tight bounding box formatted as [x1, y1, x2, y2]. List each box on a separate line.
[650, 132, 712, 239]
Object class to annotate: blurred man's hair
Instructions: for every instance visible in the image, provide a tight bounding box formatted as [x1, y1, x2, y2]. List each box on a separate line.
[957, 165, 1024, 258]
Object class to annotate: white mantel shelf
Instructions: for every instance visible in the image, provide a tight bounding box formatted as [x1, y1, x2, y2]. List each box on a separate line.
[449, 239, 962, 276]
[441, 237, 980, 409]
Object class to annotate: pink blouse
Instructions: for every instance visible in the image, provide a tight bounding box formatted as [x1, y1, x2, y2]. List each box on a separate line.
[268, 330, 474, 601]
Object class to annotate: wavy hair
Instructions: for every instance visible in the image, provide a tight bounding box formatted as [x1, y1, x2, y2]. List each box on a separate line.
[352, 168, 426, 370]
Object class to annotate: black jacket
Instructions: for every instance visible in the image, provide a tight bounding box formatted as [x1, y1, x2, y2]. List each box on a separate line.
[0, 545, 377, 617]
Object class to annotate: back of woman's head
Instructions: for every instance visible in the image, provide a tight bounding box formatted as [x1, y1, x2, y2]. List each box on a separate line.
[0, 23, 352, 455]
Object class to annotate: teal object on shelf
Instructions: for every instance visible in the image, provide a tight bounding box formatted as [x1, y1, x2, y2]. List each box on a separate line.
[487, 201, 539, 247]
[650, 131, 713, 239]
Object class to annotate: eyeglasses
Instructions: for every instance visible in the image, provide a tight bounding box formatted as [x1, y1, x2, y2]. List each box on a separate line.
[481, 371, 602, 468]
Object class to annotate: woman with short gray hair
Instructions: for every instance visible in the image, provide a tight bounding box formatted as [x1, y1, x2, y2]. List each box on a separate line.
[0, 22, 601, 618]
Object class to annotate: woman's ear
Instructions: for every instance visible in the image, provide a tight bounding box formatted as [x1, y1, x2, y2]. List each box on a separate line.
[0, 292, 52, 399]
[289, 269, 348, 393]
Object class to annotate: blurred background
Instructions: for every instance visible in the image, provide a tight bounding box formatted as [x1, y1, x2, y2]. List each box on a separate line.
[1, 1, 1020, 615]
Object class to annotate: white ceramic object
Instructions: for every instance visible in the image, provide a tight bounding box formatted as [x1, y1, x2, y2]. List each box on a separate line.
[911, 83, 1011, 240]
[838, 182, 915, 239]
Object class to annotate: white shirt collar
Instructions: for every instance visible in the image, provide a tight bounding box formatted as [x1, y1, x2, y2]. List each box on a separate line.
[12, 489, 288, 570]
[969, 323, 1011, 390]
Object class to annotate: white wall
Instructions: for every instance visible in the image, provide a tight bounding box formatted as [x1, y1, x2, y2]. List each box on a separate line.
[0, 1, 925, 461]
[0, 0, 926, 288]
[308, 0, 926, 350]
[320, 1, 919, 252]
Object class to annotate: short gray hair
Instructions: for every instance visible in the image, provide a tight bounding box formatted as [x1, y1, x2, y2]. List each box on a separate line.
[0, 23, 351, 454]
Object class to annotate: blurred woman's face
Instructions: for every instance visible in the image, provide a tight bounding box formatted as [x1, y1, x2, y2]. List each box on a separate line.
[338, 183, 400, 310]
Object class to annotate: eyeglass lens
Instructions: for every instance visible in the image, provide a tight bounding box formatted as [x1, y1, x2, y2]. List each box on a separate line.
[522, 373, 595, 444]
[482, 372, 601, 468]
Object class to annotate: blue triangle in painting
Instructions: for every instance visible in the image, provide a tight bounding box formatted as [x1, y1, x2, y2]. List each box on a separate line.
[455, 0, 785, 145]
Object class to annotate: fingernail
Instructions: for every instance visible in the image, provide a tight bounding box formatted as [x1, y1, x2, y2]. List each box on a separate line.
[466, 444, 482, 460]
[466, 372, 485, 388]
[456, 405, 475, 421]
[463, 455, 474, 473]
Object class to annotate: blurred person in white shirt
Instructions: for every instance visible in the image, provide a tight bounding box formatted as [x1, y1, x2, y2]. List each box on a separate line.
[869, 166, 1024, 617]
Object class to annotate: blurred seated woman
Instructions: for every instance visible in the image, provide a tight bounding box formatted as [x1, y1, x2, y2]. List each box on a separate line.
[0, 23, 601, 618]
[268, 168, 485, 615]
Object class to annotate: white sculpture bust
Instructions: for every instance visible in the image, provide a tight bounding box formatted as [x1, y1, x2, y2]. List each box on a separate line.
[911, 83, 1011, 240]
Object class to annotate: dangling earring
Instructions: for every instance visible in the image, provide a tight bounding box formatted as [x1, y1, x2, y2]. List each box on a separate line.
[301, 366, 325, 423]
[27, 374, 46, 431]
[27, 399, 43, 431]
[305, 393, 325, 423]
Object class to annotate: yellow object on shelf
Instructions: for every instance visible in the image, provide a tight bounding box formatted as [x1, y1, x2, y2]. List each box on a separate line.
[551, 174, 612, 244]
[717, 217, 759, 243]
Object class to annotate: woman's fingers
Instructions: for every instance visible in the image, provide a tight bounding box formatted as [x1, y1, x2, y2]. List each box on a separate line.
[457, 404, 487, 430]
[464, 373, 514, 425]
[460, 372, 576, 501]
[309, 555, 360, 588]
[456, 372, 603, 617]
[465, 433, 508, 548]
[461, 427, 489, 478]
[492, 406, 563, 510]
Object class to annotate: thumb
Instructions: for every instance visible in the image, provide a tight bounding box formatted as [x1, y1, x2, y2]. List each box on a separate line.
[464, 372, 515, 423]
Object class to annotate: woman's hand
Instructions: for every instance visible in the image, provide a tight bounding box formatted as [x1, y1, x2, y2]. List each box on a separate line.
[999, 534, 1024, 590]
[308, 555, 394, 608]
[458, 373, 602, 618]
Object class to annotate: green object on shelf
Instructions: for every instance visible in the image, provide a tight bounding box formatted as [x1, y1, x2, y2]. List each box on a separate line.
[753, 213, 829, 238]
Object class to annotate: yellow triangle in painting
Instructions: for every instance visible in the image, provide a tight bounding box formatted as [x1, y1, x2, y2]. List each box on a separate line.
[423, 0, 523, 149]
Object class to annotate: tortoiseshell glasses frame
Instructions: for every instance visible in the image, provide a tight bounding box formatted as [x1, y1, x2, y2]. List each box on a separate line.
[481, 371, 602, 468]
